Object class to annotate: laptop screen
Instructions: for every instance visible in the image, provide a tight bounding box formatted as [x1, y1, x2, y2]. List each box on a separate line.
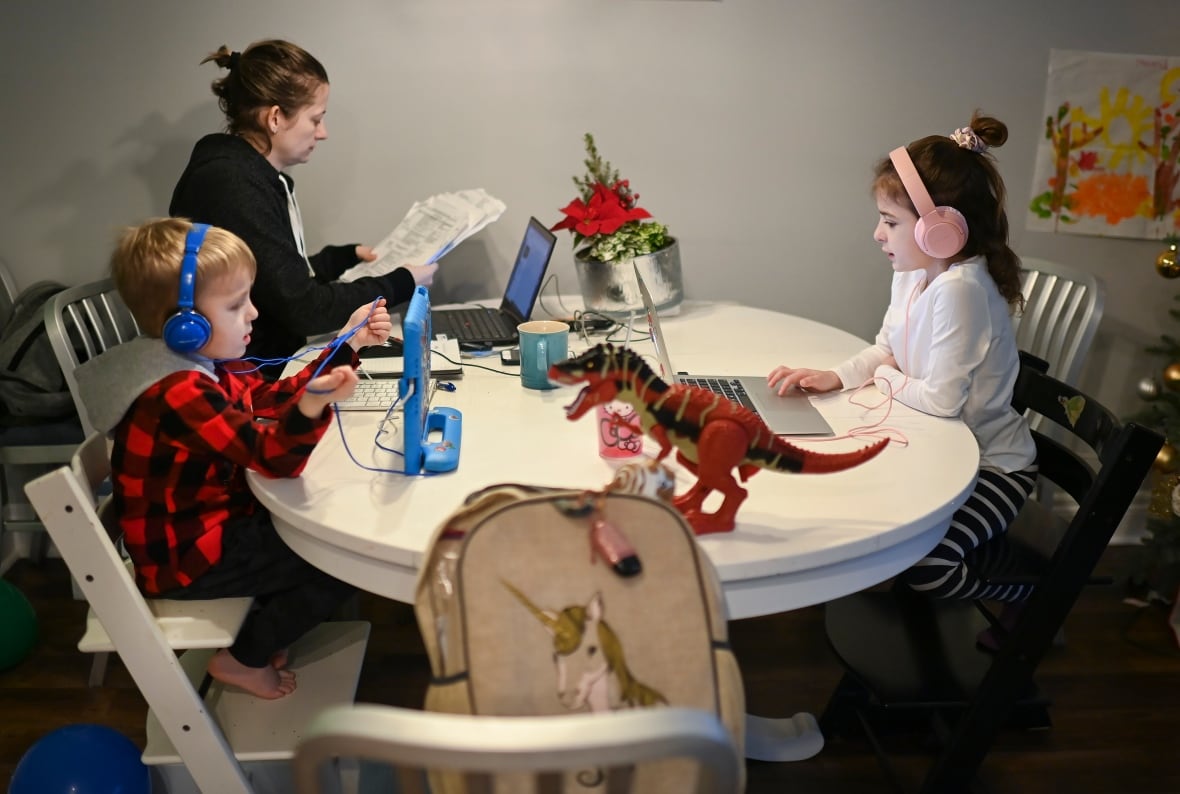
[633, 262, 676, 380]
[500, 216, 557, 323]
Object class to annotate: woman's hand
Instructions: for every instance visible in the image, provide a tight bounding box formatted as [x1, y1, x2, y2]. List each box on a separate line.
[299, 366, 359, 418]
[767, 366, 842, 396]
[340, 298, 392, 351]
[405, 262, 439, 288]
[355, 245, 377, 262]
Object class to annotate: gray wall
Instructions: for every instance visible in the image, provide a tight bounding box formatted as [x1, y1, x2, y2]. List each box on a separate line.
[2, 0, 1177, 419]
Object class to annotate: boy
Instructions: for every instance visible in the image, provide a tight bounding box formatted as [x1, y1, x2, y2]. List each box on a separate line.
[75, 217, 392, 699]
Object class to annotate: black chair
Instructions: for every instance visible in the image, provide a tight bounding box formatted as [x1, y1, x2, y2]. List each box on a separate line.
[820, 353, 1163, 793]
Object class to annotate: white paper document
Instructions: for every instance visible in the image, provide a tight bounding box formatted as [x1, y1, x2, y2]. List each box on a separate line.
[339, 188, 506, 283]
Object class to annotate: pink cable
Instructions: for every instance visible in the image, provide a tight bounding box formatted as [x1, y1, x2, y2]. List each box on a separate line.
[797, 278, 926, 449]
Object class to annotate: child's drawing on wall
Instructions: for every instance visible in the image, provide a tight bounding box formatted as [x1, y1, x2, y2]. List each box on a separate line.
[1028, 49, 1180, 239]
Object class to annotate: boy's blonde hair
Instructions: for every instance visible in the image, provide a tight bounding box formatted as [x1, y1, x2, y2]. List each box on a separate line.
[111, 218, 256, 337]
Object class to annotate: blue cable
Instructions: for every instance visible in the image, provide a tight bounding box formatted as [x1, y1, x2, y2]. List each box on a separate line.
[329, 403, 442, 477]
[213, 297, 382, 382]
[301, 298, 381, 394]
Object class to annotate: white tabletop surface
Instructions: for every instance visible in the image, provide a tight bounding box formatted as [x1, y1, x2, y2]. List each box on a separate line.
[249, 300, 979, 621]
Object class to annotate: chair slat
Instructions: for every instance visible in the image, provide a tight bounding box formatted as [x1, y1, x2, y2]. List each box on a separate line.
[1015, 259, 1105, 386]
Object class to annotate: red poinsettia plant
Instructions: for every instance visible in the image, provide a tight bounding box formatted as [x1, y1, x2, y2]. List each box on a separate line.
[551, 133, 670, 263]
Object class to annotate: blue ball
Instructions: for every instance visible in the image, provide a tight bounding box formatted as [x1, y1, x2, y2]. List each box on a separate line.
[0, 578, 37, 671]
[10, 724, 150, 794]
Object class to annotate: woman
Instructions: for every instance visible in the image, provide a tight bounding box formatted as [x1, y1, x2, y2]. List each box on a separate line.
[170, 39, 436, 369]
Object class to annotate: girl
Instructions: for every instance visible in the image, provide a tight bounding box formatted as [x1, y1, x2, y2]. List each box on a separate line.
[768, 112, 1038, 607]
[170, 39, 437, 372]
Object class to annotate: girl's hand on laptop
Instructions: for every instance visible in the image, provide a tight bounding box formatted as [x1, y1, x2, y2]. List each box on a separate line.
[768, 366, 841, 396]
[300, 366, 360, 418]
[341, 299, 393, 351]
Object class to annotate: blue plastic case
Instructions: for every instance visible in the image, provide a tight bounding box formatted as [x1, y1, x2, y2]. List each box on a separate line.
[400, 287, 461, 473]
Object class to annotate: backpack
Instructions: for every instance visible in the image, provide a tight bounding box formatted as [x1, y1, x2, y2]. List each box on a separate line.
[0, 281, 76, 423]
[414, 478, 745, 793]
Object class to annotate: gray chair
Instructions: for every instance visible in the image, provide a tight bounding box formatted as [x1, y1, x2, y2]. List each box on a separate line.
[43, 277, 141, 438]
[0, 259, 82, 566]
[292, 703, 743, 794]
[1014, 258, 1106, 517]
[36, 277, 141, 683]
[1014, 258, 1105, 386]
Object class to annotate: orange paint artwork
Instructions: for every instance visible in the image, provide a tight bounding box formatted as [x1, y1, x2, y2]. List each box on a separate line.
[1027, 49, 1180, 240]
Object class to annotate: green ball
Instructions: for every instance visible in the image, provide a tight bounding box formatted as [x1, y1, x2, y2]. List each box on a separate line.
[0, 578, 38, 671]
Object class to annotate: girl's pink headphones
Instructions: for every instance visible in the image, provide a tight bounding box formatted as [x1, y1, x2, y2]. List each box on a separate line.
[889, 146, 968, 259]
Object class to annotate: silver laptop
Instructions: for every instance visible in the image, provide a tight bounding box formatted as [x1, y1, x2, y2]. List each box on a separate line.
[633, 264, 834, 437]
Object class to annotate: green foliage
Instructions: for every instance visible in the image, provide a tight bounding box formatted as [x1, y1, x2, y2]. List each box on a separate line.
[586, 222, 669, 263]
[573, 133, 619, 202]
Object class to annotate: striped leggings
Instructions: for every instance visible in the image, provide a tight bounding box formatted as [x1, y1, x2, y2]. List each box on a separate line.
[901, 465, 1039, 602]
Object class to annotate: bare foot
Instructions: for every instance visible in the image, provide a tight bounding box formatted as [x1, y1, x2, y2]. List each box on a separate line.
[207, 648, 297, 699]
[270, 648, 290, 669]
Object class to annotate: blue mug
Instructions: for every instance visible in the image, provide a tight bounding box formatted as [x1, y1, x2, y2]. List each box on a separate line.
[517, 320, 569, 390]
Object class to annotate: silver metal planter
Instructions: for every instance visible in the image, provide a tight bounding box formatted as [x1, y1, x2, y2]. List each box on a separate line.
[573, 238, 684, 319]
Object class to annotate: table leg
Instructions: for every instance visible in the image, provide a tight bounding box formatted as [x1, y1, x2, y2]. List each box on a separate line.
[744, 712, 825, 761]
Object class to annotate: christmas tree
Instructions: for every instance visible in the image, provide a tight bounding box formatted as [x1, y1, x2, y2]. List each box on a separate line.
[1131, 235, 1180, 593]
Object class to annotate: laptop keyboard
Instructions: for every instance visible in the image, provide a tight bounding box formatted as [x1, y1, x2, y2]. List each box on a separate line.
[432, 308, 513, 342]
[679, 377, 758, 412]
[335, 379, 400, 411]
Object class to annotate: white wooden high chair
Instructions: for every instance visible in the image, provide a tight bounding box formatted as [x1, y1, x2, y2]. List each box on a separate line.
[25, 433, 370, 793]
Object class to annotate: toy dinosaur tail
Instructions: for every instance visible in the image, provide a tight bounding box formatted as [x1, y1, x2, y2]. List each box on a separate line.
[754, 436, 889, 474]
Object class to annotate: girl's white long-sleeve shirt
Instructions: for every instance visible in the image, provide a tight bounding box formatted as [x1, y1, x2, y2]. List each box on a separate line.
[832, 256, 1035, 473]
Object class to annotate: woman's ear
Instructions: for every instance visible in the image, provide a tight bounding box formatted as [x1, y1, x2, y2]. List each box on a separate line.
[262, 105, 282, 135]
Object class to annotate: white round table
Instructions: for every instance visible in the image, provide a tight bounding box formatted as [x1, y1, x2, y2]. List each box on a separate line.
[248, 300, 980, 761]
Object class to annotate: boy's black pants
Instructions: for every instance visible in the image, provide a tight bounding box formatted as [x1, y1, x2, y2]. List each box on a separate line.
[160, 510, 356, 668]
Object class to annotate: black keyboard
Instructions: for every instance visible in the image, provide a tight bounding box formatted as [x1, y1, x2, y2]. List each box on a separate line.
[680, 377, 757, 412]
[432, 308, 513, 342]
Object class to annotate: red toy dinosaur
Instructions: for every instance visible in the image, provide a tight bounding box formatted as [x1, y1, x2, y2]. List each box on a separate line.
[549, 344, 889, 535]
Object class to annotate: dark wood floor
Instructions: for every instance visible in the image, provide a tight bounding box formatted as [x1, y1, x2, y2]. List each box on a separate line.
[3, 547, 1179, 793]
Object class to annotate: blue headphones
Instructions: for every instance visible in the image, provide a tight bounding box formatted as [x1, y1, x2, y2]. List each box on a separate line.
[163, 223, 214, 353]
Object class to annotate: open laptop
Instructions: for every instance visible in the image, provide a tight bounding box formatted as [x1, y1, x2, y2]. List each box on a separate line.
[430, 216, 556, 346]
[634, 264, 834, 437]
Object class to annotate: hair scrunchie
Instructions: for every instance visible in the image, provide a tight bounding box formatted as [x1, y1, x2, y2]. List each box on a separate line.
[227, 50, 241, 71]
[949, 126, 986, 153]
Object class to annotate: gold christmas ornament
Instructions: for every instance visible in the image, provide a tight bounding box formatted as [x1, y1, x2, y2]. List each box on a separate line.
[1165, 363, 1180, 390]
[1158, 242, 1180, 278]
[1155, 442, 1178, 472]
[1150, 473, 1180, 518]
